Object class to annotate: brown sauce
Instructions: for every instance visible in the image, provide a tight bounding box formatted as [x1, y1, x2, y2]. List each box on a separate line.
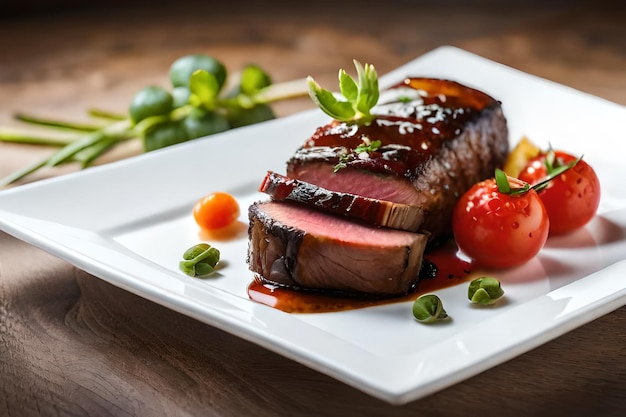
[247, 239, 474, 313]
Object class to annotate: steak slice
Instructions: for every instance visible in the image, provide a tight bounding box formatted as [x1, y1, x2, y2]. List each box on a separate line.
[247, 201, 428, 296]
[259, 170, 424, 232]
[287, 77, 509, 244]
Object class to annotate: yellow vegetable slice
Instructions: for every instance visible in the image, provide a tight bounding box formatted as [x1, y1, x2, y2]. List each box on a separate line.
[503, 136, 541, 178]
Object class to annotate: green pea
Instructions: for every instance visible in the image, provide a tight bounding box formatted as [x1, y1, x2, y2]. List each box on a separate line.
[129, 85, 173, 125]
[468, 277, 504, 305]
[227, 103, 275, 128]
[183, 109, 230, 139]
[170, 54, 227, 90]
[143, 120, 189, 152]
[179, 243, 221, 277]
[412, 294, 448, 323]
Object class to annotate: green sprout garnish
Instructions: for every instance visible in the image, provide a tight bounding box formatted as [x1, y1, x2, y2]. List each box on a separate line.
[412, 294, 449, 323]
[179, 243, 221, 277]
[307, 60, 379, 125]
[494, 152, 580, 197]
[333, 138, 382, 172]
[468, 277, 505, 305]
[353, 138, 382, 155]
[537, 148, 583, 192]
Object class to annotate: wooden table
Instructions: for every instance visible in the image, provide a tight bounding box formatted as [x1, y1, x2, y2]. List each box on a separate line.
[1, 1, 625, 415]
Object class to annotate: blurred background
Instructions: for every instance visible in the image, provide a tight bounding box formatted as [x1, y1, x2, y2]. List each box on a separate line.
[1, 0, 624, 179]
[3, 0, 625, 102]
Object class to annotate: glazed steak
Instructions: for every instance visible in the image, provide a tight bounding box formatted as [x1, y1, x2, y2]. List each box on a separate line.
[259, 170, 424, 232]
[286, 78, 509, 244]
[248, 201, 428, 296]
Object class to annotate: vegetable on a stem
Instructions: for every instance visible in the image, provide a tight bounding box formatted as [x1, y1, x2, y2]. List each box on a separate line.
[452, 162, 579, 270]
[0, 54, 310, 187]
[307, 60, 382, 173]
[518, 148, 600, 235]
[307, 59, 379, 125]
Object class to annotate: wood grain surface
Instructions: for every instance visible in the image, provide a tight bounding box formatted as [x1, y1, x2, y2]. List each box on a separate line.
[1, 1, 625, 416]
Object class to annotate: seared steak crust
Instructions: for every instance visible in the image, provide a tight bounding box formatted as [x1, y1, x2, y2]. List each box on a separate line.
[259, 170, 425, 232]
[248, 201, 428, 296]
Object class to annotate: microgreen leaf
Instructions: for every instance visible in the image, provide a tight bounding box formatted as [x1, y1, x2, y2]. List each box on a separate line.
[307, 77, 356, 120]
[354, 60, 379, 115]
[239, 64, 272, 95]
[532, 155, 581, 192]
[544, 147, 556, 172]
[494, 152, 580, 198]
[495, 168, 512, 194]
[333, 138, 381, 172]
[338, 69, 358, 102]
[495, 168, 530, 196]
[307, 60, 379, 124]
[333, 160, 347, 173]
[189, 69, 220, 109]
[354, 139, 381, 154]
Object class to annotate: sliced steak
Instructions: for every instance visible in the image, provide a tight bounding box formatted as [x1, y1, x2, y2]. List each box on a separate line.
[286, 77, 509, 244]
[259, 170, 424, 232]
[247, 201, 428, 296]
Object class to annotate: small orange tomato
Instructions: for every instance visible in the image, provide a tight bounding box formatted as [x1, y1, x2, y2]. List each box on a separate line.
[193, 192, 240, 231]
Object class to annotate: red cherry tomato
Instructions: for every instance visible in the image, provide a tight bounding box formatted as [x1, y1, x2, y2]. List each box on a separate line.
[193, 192, 240, 231]
[518, 151, 600, 235]
[452, 175, 550, 269]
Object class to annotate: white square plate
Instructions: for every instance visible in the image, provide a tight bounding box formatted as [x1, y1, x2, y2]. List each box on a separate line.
[1, 46, 625, 405]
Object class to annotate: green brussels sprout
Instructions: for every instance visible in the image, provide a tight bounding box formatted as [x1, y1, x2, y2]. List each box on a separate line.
[143, 120, 188, 152]
[129, 85, 173, 125]
[172, 86, 191, 108]
[183, 109, 230, 139]
[227, 103, 275, 128]
[169, 54, 227, 90]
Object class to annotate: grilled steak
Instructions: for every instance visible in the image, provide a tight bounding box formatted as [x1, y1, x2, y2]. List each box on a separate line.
[286, 77, 509, 244]
[248, 201, 428, 296]
[259, 170, 424, 232]
[247, 77, 508, 298]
